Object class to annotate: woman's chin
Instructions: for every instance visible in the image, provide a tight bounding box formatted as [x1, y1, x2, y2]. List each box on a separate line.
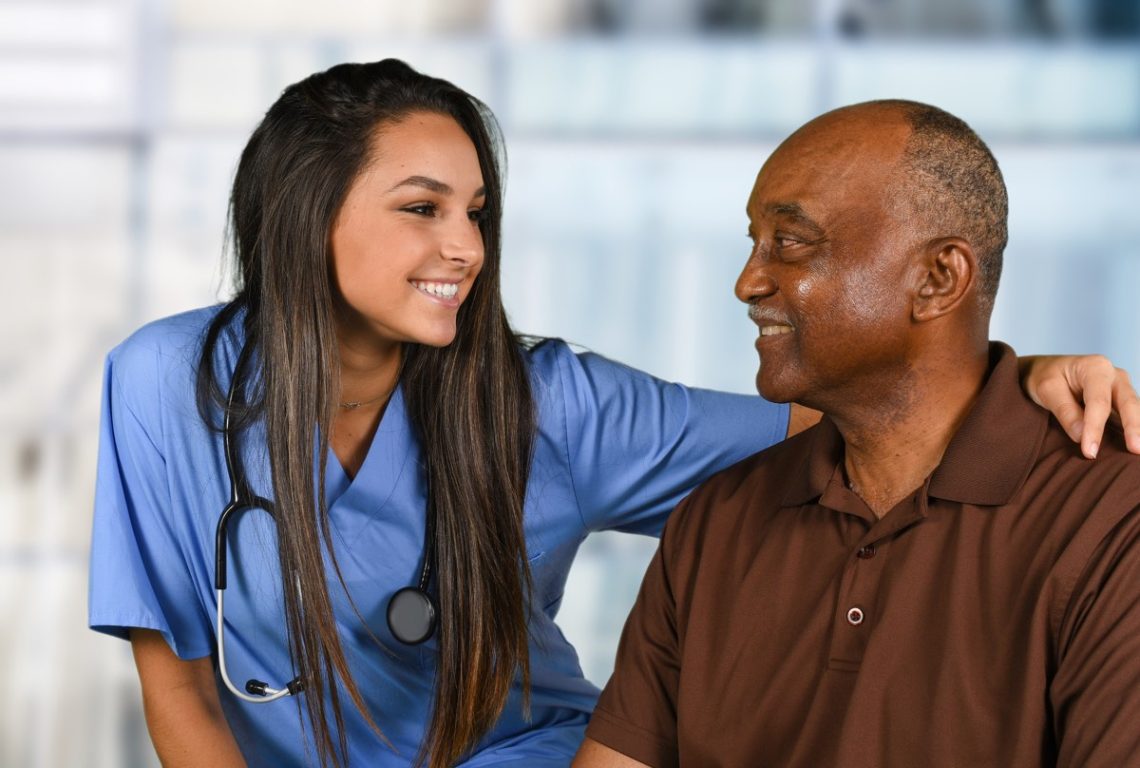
[411, 326, 459, 349]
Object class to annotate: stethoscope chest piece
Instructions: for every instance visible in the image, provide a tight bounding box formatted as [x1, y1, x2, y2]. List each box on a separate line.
[387, 586, 437, 645]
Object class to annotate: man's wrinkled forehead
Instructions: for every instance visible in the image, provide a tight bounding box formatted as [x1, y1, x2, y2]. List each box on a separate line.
[748, 107, 912, 215]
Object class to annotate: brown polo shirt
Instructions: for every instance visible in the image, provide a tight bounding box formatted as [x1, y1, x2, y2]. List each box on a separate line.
[586, 343, 1140, 767]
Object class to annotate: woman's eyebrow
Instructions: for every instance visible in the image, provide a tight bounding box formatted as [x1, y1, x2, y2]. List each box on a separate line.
[386, 175, 487, 199]
[387, 175, 453, 194]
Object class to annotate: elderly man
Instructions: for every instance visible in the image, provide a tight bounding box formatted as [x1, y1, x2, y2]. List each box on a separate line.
[573, 101, 1140, 767]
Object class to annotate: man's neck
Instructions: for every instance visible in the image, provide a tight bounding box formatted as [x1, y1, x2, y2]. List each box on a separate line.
[829, 350, 990, 518]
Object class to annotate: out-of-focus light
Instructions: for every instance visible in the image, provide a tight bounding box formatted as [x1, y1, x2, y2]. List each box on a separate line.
[0, 58, 122, 106]
[0, 3, 125, 50]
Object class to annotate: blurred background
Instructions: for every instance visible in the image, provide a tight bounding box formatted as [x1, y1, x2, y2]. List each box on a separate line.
[2, 0, 1138, 764]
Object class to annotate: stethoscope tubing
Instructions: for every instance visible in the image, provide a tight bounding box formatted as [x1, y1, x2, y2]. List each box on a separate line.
[215, 340, 308, 701]
[216, 586, 294, 702]
[214, 339, 436, 704]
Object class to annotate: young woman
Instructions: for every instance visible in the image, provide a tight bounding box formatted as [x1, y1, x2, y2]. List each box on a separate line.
[88, 60, 1139, 768]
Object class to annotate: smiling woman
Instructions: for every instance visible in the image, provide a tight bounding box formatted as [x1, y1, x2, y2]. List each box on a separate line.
[90, 60, 551, 768]
[86, 58, 1140, 768]
[329, 113, 489, 477]
[331, 114, 487, 354]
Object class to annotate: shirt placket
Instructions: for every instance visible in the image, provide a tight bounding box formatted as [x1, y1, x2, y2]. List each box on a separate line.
[827, 495, 927, 671]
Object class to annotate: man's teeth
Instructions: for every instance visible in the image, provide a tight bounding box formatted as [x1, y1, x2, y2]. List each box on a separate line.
[760, 325, 794, 336]
[412, 281, 458, 299]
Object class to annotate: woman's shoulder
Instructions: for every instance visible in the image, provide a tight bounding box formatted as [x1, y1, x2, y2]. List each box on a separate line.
[108, 304, 227, 372]
[104, 304, 232, 417]
[522, 336, 654, 390]
[521, 336, 573, 376]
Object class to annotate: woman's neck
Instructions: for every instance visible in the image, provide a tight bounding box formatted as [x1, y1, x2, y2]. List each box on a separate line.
[330, 328, 403, 478]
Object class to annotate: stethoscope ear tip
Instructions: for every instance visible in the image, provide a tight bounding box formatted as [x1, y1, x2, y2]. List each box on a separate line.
[242, 677, 303, 698]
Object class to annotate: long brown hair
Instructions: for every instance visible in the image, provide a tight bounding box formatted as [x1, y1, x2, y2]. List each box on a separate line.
[196, 60, 535, 768]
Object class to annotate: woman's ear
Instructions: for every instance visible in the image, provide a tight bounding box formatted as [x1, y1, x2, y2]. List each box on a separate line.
[912, 238, 978, 322]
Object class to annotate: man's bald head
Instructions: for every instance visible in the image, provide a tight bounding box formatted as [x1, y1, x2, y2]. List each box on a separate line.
[780, 100, 1008, 311]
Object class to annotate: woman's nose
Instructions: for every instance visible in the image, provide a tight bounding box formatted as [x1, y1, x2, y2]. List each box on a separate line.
[440, 219, 483, 267]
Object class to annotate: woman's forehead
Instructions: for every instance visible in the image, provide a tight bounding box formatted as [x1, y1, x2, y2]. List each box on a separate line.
[358, 113, 485, 193]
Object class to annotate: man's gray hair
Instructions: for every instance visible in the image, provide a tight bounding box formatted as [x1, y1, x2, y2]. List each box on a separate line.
[877, 99, 1009, 312]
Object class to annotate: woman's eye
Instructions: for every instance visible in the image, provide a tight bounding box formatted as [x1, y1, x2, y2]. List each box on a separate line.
[402, 203, 437, 216]
[468, 208, 485, 223]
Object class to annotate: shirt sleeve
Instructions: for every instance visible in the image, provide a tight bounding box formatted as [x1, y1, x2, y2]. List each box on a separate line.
[87, 345, 213, 659]
[1052, 505, 1140, 767]
[551, 343, 789, 535]
[585, 509, 685, 768]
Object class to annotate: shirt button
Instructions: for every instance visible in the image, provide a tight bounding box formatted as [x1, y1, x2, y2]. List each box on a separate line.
[856, 545, 877, 559]
[846, 607, 865, 626]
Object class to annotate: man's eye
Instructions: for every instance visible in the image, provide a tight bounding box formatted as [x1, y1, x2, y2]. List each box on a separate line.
[775, 236, 799, 249]
[402, 203, 437, 216]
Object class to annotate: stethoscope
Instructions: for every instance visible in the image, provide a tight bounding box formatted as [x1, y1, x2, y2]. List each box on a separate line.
[214, 341, 438, 703]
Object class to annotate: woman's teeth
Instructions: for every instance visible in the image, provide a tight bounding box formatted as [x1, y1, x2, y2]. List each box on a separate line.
[412, 281, 458, 299]
[760, 325, 794, 336]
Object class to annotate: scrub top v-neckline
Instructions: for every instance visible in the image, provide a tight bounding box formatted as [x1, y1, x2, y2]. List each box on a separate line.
[323, 386, 417, 531]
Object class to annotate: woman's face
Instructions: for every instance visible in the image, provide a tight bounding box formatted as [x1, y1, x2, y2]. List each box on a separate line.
[330, 111, 487, 354]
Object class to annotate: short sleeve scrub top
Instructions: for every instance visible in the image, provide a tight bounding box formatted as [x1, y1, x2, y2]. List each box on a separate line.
[88, 305, 789, 766]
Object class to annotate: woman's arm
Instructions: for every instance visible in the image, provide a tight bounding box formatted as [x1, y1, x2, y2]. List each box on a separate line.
[1019, 354, 1140, 458]
[788, 355, 1140, 455]
[786, 403, 823, 437]
[130, 629, 246, 767]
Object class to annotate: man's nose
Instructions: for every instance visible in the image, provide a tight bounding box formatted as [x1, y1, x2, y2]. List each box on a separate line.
[735, 255, 778, 304]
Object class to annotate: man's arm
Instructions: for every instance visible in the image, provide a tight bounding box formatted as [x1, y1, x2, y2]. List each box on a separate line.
[574, 738, 652, 767]
[1052, 507, 1140, 766]
[130, 629, 246, 767]
[578, 519, 686, 768]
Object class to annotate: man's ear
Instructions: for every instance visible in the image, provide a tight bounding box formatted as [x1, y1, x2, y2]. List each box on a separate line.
[912, 238, 977, 322]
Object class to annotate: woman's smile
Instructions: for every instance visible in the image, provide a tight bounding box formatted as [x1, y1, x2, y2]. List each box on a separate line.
[410, 279, 461, 304]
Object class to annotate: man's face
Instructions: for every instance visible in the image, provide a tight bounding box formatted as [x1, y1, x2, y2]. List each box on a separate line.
[735, 111, 919, 408]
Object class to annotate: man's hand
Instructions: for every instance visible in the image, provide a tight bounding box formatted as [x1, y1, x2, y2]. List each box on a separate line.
[1020, 355, 1140, 459]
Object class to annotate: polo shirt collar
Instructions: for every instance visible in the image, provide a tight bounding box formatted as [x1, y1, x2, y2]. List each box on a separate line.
[781, 343, 1049, 509]
[928, 343, 1049, 505]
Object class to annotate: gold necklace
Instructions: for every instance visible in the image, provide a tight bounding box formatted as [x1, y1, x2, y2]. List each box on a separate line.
[338, 384, 396, 410]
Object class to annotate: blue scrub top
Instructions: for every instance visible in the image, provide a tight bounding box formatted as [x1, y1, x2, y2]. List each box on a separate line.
[88, 305, 788, 766]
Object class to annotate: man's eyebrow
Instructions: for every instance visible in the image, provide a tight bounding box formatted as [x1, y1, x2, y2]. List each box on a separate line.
[767, 202, 824, 235]
[386, 175, 486, 199]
